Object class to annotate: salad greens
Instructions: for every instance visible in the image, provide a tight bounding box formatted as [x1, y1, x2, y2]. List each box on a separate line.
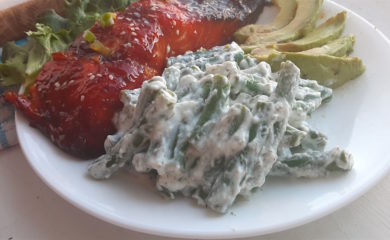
[0, 24, 71, 87]
[0, 0, 137, 88]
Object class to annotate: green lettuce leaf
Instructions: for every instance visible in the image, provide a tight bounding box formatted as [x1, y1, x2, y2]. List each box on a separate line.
[0, 0, 137, 88]
[61, 0, 137, 38]
[0, 24, 71, 87]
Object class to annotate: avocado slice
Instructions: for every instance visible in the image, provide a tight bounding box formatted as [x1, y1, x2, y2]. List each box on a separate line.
[244, 0, 323, 45]
[245, 35, 356, 60]
[248, 34, 361, 88]
[302, 35, 355, 57]
[258, 51, 365, 88]
[275, 11, 347, 52]
[234, 0, 298, 43]
[242, 12, 350, 55]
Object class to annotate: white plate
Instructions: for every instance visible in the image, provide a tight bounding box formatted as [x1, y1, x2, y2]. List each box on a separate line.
[15, 1, 390, 239]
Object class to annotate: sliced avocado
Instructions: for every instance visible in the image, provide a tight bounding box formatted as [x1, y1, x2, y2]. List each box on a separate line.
[234, 0, 298, 43]
[244, 0, 323, 45]
[259, 52, 365, 88]
[302, 35, 355, 57]
[242, 13, 350, 55]
[246, 35, 356, 61]
[275, 11, 347, 52]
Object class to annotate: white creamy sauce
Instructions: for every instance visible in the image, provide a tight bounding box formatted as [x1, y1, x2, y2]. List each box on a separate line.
[88, 43, 353, 213]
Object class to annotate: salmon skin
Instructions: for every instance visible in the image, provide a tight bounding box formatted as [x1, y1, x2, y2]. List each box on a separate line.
[5, 0, 266, 158]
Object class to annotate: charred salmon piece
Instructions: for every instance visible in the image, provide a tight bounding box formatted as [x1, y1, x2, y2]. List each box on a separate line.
[5, 0, 266, 158]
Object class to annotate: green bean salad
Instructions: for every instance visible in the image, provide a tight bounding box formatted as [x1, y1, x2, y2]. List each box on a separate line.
[88, 43, 353, 213]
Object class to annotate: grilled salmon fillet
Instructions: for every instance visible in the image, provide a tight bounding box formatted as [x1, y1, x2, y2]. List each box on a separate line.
[5, 0, 266, 158]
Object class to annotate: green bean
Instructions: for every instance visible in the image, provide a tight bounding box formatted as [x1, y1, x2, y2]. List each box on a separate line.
[228, 105, 247, 136]
[234, 52, 244, 64]
[245, 77, 263, 95]
[201, 81, 212, 100]
[248, 123, 259, 142]
[194, 75, 230, 133]
[274, 61, 299, 103]
[170, 128, 180, 159]
[282, 125, 307, 148]
[176, 75, 230, 165]
[270, 148, 353, 178]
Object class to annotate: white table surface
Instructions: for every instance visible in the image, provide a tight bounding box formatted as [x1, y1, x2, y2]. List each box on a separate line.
[1, 0, 390, 239]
